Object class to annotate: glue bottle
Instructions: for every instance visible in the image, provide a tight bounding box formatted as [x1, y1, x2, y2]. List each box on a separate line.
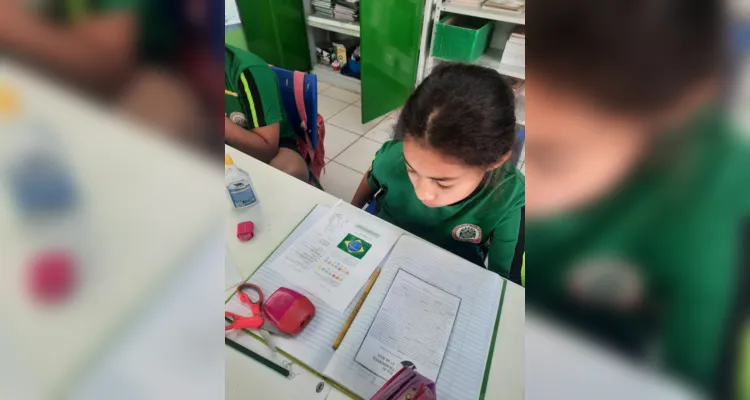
[225, 155, 258, 208]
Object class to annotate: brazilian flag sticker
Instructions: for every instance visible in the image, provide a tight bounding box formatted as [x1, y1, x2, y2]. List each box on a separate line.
[337, 234, 372, 260]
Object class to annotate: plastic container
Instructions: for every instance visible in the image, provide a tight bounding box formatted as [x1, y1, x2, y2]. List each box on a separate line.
[432, 15, 493, 63]
[225, 155, 258, 208]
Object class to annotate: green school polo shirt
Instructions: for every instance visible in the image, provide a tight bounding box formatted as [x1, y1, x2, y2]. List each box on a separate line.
[36, 0, 166, 62]
[526, 109, 750, 391]
[224, 45, 297, 150]
[40, 0, 138, 21]
[367, 140, 525, 277]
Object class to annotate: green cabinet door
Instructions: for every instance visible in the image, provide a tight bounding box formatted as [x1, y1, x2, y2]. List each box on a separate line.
[236, 0, 311, 72]
[360, 0, 425, 123]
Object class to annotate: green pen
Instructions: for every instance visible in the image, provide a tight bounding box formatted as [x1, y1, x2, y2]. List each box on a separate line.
[225, 337, 290, 378]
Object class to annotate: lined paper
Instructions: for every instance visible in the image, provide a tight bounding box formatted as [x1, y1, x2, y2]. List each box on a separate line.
[225, 205, 396, 373]
[323, 235, 504, 400]
[274, 202, 400, 312]
[355, 269, 460, 381]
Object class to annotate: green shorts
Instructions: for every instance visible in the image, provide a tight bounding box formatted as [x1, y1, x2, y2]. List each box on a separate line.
[279, 137, 301, 154]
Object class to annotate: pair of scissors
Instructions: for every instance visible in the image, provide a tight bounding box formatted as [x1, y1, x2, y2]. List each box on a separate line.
[225, 283, 288, 338]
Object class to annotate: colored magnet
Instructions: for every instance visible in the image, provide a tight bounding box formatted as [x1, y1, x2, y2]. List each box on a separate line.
[237, 221, 254, 241]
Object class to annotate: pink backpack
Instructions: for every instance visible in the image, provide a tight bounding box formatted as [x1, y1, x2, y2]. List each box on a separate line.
[292, 72, 326, 182]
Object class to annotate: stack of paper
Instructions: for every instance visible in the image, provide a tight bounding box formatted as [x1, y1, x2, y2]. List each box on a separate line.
[482, 0, 525, 12]
[447, 0, 484, 6]
[312, 0, 334, 18]
[500, 26, 525, 67]
[333, 0, 359, 22]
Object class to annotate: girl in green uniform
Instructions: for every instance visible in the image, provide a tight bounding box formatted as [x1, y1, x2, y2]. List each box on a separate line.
[526, 0, 750, 395]
[352, 63, 525, 278]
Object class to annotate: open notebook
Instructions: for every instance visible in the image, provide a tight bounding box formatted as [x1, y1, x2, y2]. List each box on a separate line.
[226, 205, 506, 400]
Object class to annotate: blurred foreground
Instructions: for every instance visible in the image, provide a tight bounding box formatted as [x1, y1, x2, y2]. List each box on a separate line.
[0, 1, 225, 398]
[525, 0, 750, 398]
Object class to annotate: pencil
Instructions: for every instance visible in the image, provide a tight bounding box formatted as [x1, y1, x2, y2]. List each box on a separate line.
[225, 90, 238, 97]
[225, 337, 290, 377]
[333, 268, 381, 350]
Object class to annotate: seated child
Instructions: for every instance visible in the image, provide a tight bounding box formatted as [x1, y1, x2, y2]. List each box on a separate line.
[224, 44, 309, 181]
[351, 63, 525, 278]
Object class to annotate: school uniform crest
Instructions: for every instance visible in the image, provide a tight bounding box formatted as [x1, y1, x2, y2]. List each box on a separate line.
[567, 256, 644, 310]
[230, 112, 248, 128]
[452, 224, 482, 243]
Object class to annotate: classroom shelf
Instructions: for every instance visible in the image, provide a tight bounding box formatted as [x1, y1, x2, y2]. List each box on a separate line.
[312, 64, 362, 94]
[440, 2, 525, 25]
[516, 107, 525, 125]
[307, 14, 361, 37]
[431, 49, 524, 80]
[474, 48, 525, 79]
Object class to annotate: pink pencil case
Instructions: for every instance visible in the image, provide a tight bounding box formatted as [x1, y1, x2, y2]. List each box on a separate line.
[370, 365, 436, 400]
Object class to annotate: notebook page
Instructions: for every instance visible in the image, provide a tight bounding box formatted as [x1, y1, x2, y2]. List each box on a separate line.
[354, 269, 460, 381]
[225, 204, 400, 373]
[323, 235, 504, 400]
[226, 205, 334, 371]
[273, 200, 401, 312]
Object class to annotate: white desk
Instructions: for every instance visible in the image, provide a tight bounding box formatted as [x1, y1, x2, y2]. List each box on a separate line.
[224, 145, 525, 399]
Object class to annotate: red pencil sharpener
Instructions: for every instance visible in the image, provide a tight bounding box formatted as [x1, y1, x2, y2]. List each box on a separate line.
[237, 221, 254, 242]
[262, 287, 316, 336]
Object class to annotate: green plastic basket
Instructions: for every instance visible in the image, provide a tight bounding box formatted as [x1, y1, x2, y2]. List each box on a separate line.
[432, 15, 493, 63]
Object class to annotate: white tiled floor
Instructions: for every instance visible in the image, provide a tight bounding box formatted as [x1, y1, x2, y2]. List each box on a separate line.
[318, 95, 348, 119]
[317, 85, 398, 202]
[323, 125, 359, 159]
[328, 105, 387, 135]
[333, 137, 383, 173]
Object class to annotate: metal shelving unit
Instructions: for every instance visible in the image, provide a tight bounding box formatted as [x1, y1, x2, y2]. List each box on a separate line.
[312, 64, 362, 93]
[474, 48, 524, 79]
[441, 2, 525, 25]
[307, 14, 361, 38]
[416, 0, 526, 125]
[302, 0, 362, 91]
[418, 1, 525, 82]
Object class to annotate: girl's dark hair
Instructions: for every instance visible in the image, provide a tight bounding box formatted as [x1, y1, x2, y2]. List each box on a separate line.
[394, 63, 516, 168]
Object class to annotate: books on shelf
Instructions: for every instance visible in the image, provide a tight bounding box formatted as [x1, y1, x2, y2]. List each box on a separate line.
[500, 26, 525, 67]
[333, 0, 359, 22]
[313, 0, 360, 23]
[482, 0, 525, 12]
[447, 0, 484, 6]
[312, 0, 334, 18]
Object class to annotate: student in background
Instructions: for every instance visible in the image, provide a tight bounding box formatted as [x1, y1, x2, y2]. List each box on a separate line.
[351, 63, 525, 278]
[0, 0, 139, 95]
[525, 0, 750, 396]
[1, 0, 217, 150]
[224, 44, 309, 181]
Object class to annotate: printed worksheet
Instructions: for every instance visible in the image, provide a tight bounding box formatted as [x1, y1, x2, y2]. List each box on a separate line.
[274, 202, 400, 312]
[354, 269, 460, 381]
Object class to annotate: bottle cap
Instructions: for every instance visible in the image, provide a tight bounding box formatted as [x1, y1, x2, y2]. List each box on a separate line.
[225, 154, 234, 166]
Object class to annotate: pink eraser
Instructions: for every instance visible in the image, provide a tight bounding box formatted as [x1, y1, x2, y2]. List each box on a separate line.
[237, 221, 255, 241]
[28, 249, 77, 304]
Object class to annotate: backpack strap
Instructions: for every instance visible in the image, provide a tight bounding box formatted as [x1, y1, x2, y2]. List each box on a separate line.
[293, 71, 308, 130]
[293, 71, 315, 161]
